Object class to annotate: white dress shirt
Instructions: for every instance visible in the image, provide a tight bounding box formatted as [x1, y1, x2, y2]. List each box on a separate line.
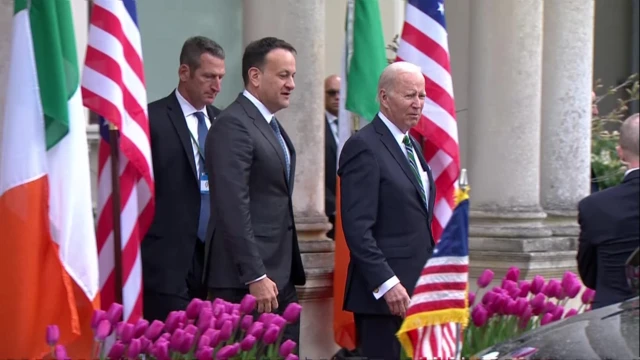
[325, 110, 339, 144]
[175, 89, 210, 175]
[624, 167, 639, 177]
[374, 112, 431, 300]
[241, 90, 291, 285]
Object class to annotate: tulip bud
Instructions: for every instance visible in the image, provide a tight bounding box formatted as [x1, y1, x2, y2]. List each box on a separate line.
[169, 329, 185, 351]
[197, 335, 211, 350]
[471, 304, 489, 327]
[216, 313, 231, 329]
[186, 298, 203, 320]
[46, 325, 60, 346]
[133, 319, 149, 338]
[530, 275, 545, 295]
[285, 354, 299, 360]
[184, 324, 198, 336]
[197, 308, 213, 332]
[196, 346, 214, 360]
[127, 338, 142, 358]
[282, 303, 302, 324]
[552, 306, 564, 321]
[540, 312, 554, 326]
[518, 306, 533, 330]
[95, 319, 112, 341]
[248, 321, 265, 339]
[231, 314, 241, 330]
[164, 311, 180, 334]
[477, 269, 494, 288]
[144, 320, 165, 341]
[54, 345, 68, 360]
[270, 315, 287, 330]
[106, 303, 124, 324]
[468, 292, 476, 306]
[107, 341, 125, 358]
[179, 333, 195, 353]
[279, 339, 297, 357]
[263, 324, 280, 344]
[581, 288, 595, 304]
[518, 280, 531, 298]
[139, 336, 152, 352]
[240, 294, 257, 314]
[219, 320, 233, 342]
[564, 308, 579, 318]
[120, 322, 135, 344]
[240, 334, 257, 351]
[565, 280, 581, 299]
[216, 343, 240, 359]
[505, 266, 520, 282]
[90, 309, 107, 330]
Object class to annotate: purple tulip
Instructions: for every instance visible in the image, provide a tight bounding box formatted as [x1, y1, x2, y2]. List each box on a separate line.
[279, 339, 297, 357]
[197, 335, 211, 350]
[197, 346, 214, 360]
[564, 308, 579, 318]
[107, 341, 125, 358]
[565, 280, 582, 299]
[165, 311, 180, 333]
[552, 306, 564, 321]
[468, 292, 476, 306]
[213, 303, 225, 317]
[240, 314, 253, 330]
[506, 284, 521, 300]
[179, 333, 195, 353]
[197, 308, 213, 331]
[54, 345, 68, 360]
[184, 324, 198, 336]
[46, 325, 60, 346]
[561, 271, 578, 291]
[482, 291, 498, 306]
[530, 275, 545, 294]
[160, 332, 171, 340]
[518, 280, 531, 298]
[152, 340, 170, 360]
[144, 320, 165, 341]
[127, 338, 142, 358]
[248, 321, 265, 339]
[505, 299, 517, 315]
[518, 306, 533, 330]
[283, 303, 303, 323]
[216, 343, 240, 359]
[201, 300, 212, 312]
[540, 312, 554, 326]
[502, 279, 518, 291]
[216, 313, 231, 329]
[477, 269, 494, 288]
[219, 320, 233, 342]
[544, 301, 557, 314]
[186, 298, 203, 319]
[514, 297, 529, 316]
[240, 334, 257, 351]
[106, 303, 124, 324]
[529, 293, 546, 315]
[231, 314, 241, 329]
[90, 309, 107, 330]
[120, 322, 135, 344]
[140, 336, 152, 352]
[263, 324, 280, 344]
[208, 329, 222, 348]
[240, 294, 257, 314]
[95, 319, 112, 341]
[581, 288, 595, 304]
[258, 313, 276, 328]
[544, 279, 562, 299]
[133, 319, 149, 338]
[271, 315, 287, 330]
[169, 329, 185, 351]
[285, 354, 299, 360]
[505, 266, 520, 282]
[471, 304, 489, 327]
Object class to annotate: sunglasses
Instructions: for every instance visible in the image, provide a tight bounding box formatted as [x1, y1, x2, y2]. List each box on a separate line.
[326, 90, 340, 96]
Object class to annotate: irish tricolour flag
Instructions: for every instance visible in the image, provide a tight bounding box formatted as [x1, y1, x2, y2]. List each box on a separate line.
[0, 0, 99, 357]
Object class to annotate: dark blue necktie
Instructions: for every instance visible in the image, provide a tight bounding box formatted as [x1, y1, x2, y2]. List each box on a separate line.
[194, 111, 209, 242]
[269, 117, 291, 183]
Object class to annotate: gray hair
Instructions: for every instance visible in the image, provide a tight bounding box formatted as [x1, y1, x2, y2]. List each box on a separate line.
[377, 61, 423, 102]
[179, 36, 225, 72]
[619, 113, 639, 158]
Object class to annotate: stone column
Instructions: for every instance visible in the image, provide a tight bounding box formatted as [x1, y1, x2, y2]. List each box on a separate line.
[467, 0, 574, 283]
[0, 1, 12, 121]
[540, 0, 595, 240]
[243, 1, 337, 358]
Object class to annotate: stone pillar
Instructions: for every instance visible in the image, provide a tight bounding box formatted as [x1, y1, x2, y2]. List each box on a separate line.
[467, 0, 574, 283]
[243, 1, 337, 358]
[540, 0, 595, 241]
[0, 1, 12, 121]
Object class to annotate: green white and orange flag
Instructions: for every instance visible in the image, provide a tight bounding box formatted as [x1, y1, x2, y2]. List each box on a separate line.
[0, 0, 99, 357]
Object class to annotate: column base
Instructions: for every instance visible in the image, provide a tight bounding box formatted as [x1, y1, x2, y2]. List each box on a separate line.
[295, 222, 338, 358]
[469, 209, 578, 289]
[544, 209, 580, 248]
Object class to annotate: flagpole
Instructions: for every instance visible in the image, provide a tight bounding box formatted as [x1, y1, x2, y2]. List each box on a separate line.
[108, 122, 124, 306]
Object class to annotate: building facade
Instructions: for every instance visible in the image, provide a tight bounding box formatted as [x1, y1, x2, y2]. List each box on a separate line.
[0, 0, 638, 357]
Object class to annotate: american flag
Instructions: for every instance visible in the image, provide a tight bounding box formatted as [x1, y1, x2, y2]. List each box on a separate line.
[395, 0, 460, 245]
[394, 0, 466, 358]
[82, 0, 155, 323]
[397, 189, 470, 359]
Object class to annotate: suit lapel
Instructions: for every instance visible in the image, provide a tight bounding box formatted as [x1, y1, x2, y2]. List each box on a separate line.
[236, 95, 290, 187]
[166, 92, 198, 180]
[373, 117, 427, 217]
[411, 136, 436, 224]
[325, 116, 337, 159]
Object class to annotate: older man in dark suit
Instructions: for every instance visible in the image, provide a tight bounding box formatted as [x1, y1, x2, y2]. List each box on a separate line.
[204, 37, 305, 345]
[338, 61, 435, 359]
[142, 36, 225, 321]
[324, 74, 340, 239]
[578, 112, 640, 309]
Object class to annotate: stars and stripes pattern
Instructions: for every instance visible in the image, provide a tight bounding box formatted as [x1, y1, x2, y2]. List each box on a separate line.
[82, 0, 154, 323]
[394, 0, 463, 358]
[396, 0, 460, 245]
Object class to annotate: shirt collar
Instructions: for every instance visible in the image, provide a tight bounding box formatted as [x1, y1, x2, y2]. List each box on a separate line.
[175, 89, 208, 120]
[378, 111, 408, 146]
[325, 111, 338, 123]
[625, 167, 639, 177]
[243, 89, 275, 123]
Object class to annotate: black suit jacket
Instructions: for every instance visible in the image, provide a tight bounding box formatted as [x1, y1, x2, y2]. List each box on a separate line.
[142, 91, 220, 295]
[338, 116, 435, 315]
[577, 169, 640, 308]
[325, 117, 338, 228]
[204, 93, 305, 290]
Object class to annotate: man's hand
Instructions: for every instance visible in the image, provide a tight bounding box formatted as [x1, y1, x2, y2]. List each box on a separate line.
[383, 283, 410, 318]
[248, 277, 279, 313]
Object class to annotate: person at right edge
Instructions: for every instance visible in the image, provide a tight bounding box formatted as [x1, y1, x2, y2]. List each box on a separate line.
[203, 37, 305, 346]
[338, 61, 436, 359]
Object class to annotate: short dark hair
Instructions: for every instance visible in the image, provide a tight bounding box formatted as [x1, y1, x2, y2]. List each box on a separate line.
[179, 36, 225, 72]
[241, 37, 296, 85]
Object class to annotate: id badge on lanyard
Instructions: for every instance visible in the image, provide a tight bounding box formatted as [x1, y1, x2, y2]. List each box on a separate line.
[190, 131, 209, 194]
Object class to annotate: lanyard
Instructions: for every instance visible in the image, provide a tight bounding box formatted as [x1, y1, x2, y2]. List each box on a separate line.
[188, 129, 205, 162]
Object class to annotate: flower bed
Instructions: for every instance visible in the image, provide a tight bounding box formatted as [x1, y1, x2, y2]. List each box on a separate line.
[462, 266, 595, 356]
[46, 295, 302, 360]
